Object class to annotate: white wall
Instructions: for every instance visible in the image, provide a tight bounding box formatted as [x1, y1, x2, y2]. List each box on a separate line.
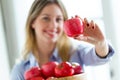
[102, 0, 120, 80]
[1, 0, 19, 69]
[1, 0, 34, 69]
[12, 0, 34, 53]
[0, 1, 10, 80]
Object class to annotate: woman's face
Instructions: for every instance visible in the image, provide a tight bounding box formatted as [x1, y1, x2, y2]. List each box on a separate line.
[32, 4, 64, 43]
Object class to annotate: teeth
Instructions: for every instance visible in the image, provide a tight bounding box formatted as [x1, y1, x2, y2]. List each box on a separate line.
[46, 31, 57, 37]
[47, 30, 57, 34]
[48, 31, 56, 34]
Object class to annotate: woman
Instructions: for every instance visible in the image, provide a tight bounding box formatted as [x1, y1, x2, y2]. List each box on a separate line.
[11, 0, 114, 80]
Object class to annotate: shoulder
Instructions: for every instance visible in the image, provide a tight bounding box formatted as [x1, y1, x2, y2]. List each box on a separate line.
[10, 57, 30, 80]
[12, 58, 28, 71]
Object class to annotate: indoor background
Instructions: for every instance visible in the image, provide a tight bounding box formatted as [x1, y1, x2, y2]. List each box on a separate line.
[0, 0, 120, 80]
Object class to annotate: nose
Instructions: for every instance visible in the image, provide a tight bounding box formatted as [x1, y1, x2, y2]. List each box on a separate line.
[49, 20, 58, 29]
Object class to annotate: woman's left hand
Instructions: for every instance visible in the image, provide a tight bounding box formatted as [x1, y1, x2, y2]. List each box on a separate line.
[74, 18, 109, 57]
[74, 18, 104, 45]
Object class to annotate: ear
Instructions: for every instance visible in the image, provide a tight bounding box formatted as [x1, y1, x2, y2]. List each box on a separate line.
[31, 22, 35, 29]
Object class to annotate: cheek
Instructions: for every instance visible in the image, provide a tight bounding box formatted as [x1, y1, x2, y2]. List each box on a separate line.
[59, 23, 64, 30]
[60, 27, 64, 33]
[57, 26, 64, 37]
[58, 24, 63, 33]
[32, 21, 44, 31]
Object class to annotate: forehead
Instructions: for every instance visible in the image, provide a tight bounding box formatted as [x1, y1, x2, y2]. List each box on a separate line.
[40, 4, 63, 16]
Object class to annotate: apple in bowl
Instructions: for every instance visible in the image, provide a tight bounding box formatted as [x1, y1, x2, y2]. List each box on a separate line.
[24, 66, 44, 80]
[24, 61, 87, 80]
[47, 62, 87, 80]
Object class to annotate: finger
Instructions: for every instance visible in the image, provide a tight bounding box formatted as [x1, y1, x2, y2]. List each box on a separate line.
[94, 23, 101, 31]
[74, 36, 97, 44]
[90, 20, 93, 27]
[84, 18, 89, 27]
[95, 23, 99, 29]
[90, 20, 95, 29]
[74, 35, 87, 41]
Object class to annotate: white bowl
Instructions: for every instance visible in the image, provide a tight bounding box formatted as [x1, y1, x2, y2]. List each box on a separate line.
[48, 73, 87, 80]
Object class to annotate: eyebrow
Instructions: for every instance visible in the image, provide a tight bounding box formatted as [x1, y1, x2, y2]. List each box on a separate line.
[40, 14, 50, 16]
[40, 13, 63, 17]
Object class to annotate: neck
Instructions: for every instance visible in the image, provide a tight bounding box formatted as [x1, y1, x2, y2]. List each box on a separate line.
[35, 40, 56, 66]
[37, 40, 56, 55]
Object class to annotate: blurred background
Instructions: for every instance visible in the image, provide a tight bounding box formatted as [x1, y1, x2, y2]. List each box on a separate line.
[0, 0, 120, 80]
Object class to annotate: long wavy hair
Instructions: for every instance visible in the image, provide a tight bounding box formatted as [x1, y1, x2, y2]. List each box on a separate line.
[22, 0, 72, 61]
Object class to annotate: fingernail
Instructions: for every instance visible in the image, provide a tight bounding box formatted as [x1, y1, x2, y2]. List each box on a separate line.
[92, 26, 94, 29]
[87, 23, 89, 26]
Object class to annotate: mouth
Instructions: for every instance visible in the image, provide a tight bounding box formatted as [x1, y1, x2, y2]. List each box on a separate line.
[44, 30, 59, 38]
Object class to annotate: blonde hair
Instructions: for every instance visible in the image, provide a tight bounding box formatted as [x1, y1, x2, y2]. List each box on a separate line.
[22, 0, 72, 61]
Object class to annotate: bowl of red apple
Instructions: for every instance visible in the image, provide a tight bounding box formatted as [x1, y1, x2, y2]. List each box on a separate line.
[24, 61, 87, 80]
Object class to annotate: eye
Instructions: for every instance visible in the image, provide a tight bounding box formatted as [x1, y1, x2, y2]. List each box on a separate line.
[56, 17, 63, 23]
[42, 16, 50, 21]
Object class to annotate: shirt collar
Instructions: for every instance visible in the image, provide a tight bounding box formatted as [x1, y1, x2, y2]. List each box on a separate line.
[24, 52, 39, 68]
[52, 48, 59, 58]
[49, 48, 61, 62]
[24, 48, 61, 67]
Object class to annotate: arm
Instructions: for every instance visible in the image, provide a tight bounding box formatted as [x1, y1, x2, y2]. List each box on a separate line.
[75, 43, 114, 66]
[74, 18, 111, 58]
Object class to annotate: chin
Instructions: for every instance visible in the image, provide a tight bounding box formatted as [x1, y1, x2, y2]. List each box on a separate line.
[44, 37, 57, 44]
[50, 38, 58, 43]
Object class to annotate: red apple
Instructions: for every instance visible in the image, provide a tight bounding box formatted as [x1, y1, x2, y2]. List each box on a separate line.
[55, 61, 74, 77]
[24, 66, 42, 80]
[30, 77, 45, 80]
[41, 61, 59, 78]
[64, 15, 83, 37]
[71, 62, 83, 74]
